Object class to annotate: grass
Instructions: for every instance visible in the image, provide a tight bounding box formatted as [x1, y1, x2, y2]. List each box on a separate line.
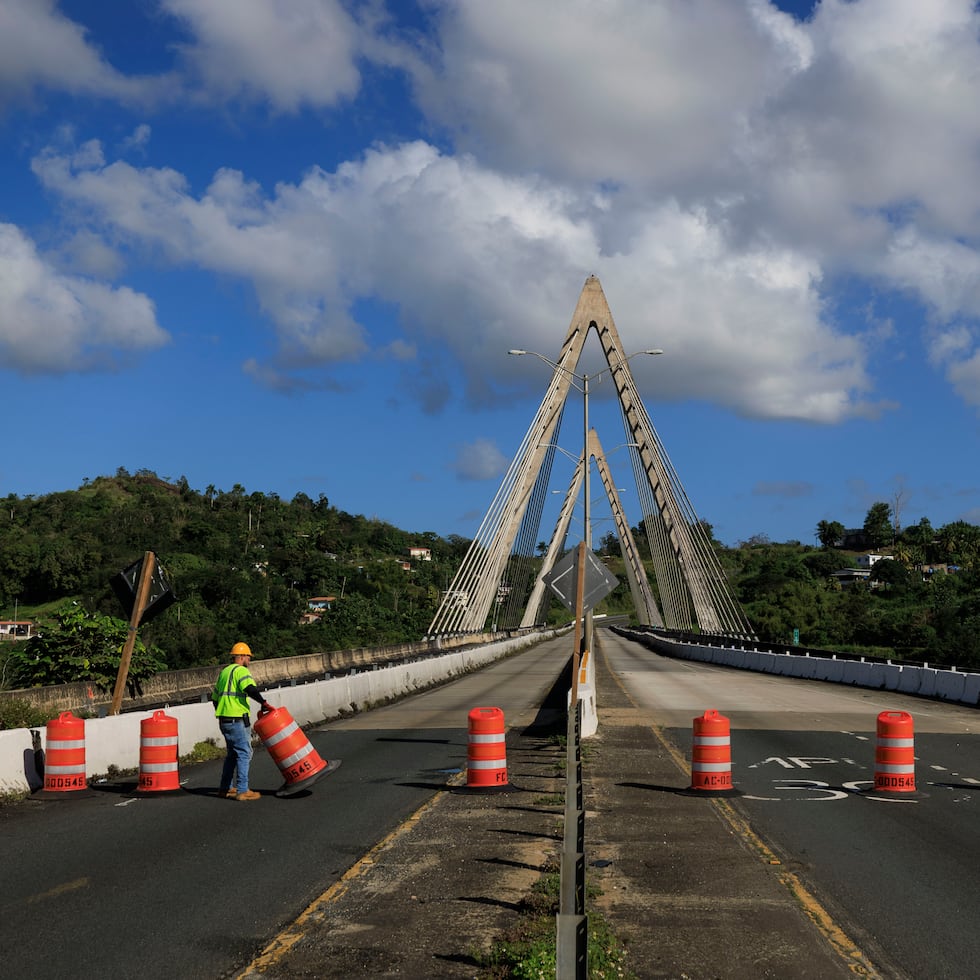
[477, 864, 635, 979]
[0, 788, 31, 806]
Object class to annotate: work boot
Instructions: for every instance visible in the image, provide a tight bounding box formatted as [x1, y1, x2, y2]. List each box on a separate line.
[219, 788, 238, 799]
[237, 790, 261, 801]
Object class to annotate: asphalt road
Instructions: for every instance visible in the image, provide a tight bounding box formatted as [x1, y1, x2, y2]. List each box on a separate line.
[600, 629, 980, 979]
[0, 638, 571, 980]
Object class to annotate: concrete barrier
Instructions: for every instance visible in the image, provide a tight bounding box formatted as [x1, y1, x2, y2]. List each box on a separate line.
[898, 665, 923, 695]
[0, 729, 41, 794]
[619, 630, 980, 710]
[0, 628, 515, 718]
[935, 670, 966, 703]
[881, 664, 903, 691]
[963, 673, 980, 707]
[0, 631, 554, 796]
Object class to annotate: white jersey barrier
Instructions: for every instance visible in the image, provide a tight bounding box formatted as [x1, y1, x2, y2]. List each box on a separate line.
[0, 631, 556, 796]
[619, 629, 980, 708]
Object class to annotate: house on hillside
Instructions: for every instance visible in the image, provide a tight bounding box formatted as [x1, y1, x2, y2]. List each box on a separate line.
[408, 547, 432, 561]
[0, 620, 35, 640]
[917, 563, 960, 578]
[301, 596, 336, 625]
[856, 554, 891, 569]
[831, 568, 871, 588]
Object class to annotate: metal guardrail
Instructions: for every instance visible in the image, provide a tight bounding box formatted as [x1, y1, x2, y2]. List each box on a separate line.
[556, 697, 587, 978]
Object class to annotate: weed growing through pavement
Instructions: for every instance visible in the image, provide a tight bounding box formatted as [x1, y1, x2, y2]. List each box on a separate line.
[477, 863, 635, 979]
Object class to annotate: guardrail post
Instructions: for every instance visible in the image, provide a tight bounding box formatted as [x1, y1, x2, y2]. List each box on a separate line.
[557, 696, 587, 978]
[556, 913, 587, 979]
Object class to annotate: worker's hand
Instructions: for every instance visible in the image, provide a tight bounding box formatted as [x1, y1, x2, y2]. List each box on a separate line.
[260, 703, 273, 714]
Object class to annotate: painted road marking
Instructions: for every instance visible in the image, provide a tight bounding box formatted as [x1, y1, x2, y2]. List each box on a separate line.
[26, 877, 89, 904]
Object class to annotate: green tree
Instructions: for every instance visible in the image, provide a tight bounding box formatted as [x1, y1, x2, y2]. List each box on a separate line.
[870, 557, 911, 594]
[815, 520, 845, 549]
[9, 603, 168, 693]
[863, 502, 893, 550]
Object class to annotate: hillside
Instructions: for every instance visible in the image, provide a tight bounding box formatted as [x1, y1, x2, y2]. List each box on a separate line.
[0, 471, 474, 675]
[2, 472, 979, 694]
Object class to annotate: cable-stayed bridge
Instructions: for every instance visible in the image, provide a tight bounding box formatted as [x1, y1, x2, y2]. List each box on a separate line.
[427, 275, 754, 640]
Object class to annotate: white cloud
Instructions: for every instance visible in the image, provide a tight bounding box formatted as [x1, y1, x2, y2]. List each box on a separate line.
[31, 136, 877, 420]
[413, 0, 778, 191]
[161, 0, 362, 111]
[0, 223, 168, 373]
[17, 0, 980, 421]
[0, 0, 159, 106]
[452, 438, 509, 481]
[946, 351, 980, 407]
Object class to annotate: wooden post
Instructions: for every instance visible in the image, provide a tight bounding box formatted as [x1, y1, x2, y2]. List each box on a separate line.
[109, 551, 155, 716]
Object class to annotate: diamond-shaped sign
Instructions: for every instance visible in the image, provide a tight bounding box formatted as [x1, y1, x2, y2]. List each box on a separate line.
[545, 549, 619, 613]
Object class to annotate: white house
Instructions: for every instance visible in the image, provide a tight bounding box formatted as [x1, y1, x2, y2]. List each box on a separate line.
[856, 554, 891, 570]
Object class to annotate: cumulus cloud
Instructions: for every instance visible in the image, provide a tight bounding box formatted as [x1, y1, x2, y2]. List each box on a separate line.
[412, 0, 777, 192]
[0, 0, 366, 113]
[452, 438, 509, 481]
[0, 0, 162, 106]
[0, 223, 168, 372]
[31, 135, 878, 420]
[13, 0, 980, 423]
[161, 0, 362, 111]
[753, 480, 814, 499]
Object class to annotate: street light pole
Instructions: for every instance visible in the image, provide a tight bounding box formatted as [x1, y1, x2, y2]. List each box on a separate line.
[509, 345, 662, 684]
[509, 347, 662, 555]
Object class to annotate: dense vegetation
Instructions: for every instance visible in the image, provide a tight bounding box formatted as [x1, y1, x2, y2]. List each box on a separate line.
[1, 471, 979, 697]
[0, 470, 476, 684]
[723, 533, 980, 668]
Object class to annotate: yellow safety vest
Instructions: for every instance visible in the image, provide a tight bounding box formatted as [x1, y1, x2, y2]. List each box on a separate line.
[212, 663, 256, 718]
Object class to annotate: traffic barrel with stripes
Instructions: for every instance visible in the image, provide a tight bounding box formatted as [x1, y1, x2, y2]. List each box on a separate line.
[138, 710, 181, 793]
[43, 711, 87, 793]
[467, 706, 508, 789]
[874, 710, 915, 793]
[690, 709, 734, 793]
[254, 706, 340, 797]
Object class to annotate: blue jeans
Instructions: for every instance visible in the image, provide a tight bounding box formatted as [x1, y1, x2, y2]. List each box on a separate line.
[219, 718, 253, 793]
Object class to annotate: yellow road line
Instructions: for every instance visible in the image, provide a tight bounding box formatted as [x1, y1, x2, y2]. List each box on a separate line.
[237, 772, 464, 978]
[599, 642, 880, 978]
[25, 877, 89, 904]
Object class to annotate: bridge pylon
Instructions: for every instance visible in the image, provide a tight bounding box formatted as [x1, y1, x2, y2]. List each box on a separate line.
[427, 275, 754, 639]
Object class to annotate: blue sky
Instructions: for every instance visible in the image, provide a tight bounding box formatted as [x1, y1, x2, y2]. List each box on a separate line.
[2, 0, 979, 548]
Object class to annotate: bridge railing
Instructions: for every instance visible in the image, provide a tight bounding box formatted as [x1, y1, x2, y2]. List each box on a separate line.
[616, 626, 980, 708]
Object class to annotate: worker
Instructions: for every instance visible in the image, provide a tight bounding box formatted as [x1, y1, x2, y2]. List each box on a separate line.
[212, 641, 272, 801]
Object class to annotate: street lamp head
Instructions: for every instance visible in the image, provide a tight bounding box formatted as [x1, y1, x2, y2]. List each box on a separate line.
[645, 349, 664, 356]
[508, 349, 527, 355]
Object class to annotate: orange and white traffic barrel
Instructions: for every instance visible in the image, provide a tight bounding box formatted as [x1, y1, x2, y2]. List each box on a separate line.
[254, 706, 340, 797]
[874, 710, 915, 793]
[690, 709, 734, 793]
[138, 710, 181, 794]
[42, 711, 87, 794]
[467, 706, 508, 789]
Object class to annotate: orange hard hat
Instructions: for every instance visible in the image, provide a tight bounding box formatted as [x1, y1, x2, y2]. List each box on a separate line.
[231, 641, 253, 658]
